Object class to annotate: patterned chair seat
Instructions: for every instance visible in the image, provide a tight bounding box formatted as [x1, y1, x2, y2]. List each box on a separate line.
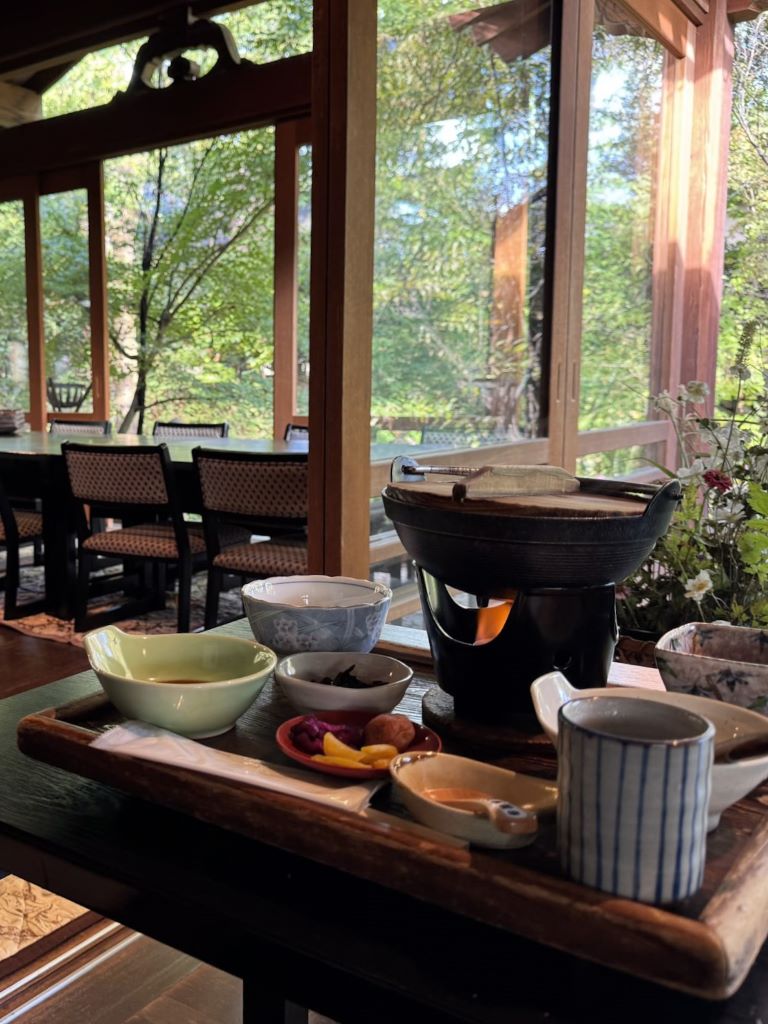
[212, 539, 309, 576]
[83, 523, 207, 560]
[192, 447, 309, 629]
[63, 442, 204, 633]
[0, 510, 43, 543]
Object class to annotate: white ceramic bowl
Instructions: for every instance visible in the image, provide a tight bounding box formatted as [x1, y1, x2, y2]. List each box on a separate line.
[655, 622, 768, 713]
[274, 652, 413, 715]
[84, 625, 276, 738]
[389, 750, 557, 849]
[242, 575, 392, 656]
[531, 671, 768, 830]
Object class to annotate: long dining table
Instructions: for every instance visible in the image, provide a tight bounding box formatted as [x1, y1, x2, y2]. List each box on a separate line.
[0, 433, 310, 619]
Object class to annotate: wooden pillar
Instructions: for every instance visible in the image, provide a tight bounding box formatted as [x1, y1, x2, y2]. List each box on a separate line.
[680, 0, 735, 403]
[86, 162, 110, 421]
[23, 192, 46, 431]
[308, 0, 377, 576]
[548, 0, 593, 472]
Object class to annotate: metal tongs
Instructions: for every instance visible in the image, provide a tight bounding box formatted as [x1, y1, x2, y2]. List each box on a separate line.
[390, 456, 662, 502]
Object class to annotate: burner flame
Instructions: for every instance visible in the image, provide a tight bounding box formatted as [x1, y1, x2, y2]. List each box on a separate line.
[474, 598, 515, 645]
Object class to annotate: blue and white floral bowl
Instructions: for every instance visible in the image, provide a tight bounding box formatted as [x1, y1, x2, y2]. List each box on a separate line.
[242, 575, 392, 656]
[655, 622, 768, 714]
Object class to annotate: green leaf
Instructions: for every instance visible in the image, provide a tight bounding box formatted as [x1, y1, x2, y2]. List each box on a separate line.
[746, 483, 768, 516]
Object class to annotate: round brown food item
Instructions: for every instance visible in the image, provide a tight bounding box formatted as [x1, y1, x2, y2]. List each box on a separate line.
[363, 713, 416, 752]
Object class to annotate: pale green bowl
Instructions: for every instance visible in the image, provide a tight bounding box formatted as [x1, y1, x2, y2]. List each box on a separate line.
[84, 625, 277, 738]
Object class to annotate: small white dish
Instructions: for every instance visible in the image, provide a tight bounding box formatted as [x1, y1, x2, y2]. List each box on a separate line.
[389, 750, 557, 849]
[242, 575, 391, 655]
[274, 651, 413, 715]
[84, 625, 276, 738]
[531, 671, 768, 830]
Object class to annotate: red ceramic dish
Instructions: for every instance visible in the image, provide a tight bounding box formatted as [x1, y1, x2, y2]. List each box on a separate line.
[275, 709, 441, 780]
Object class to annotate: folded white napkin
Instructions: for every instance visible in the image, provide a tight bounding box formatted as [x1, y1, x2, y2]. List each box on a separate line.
[90, 721, 383, 813]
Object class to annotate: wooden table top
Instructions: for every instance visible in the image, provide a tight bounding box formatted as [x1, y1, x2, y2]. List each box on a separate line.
[0, 432, 308, 462]
[2, 625, 766, 1023]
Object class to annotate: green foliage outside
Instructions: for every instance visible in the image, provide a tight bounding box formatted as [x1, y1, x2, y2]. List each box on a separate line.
[721, 16, 768, 400]
[0, 3, 762, 445]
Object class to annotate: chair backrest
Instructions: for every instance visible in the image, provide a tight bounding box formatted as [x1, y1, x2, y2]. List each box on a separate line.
[46, 379, 92, 412]
[283, 423, 309, 442]
[62, 443, 175, 510]
[153, 421, 229, 438]
[193, 448, 308, 527]
[50, 419, 112, 437]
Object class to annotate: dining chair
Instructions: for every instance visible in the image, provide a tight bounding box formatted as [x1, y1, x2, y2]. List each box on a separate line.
[0, 475, 45, 620]
[50, 419, 112, 436]
[283, 423, 309, 442]
[153, 421, 229, 438]
[62, 442, 206, 633]
[46, 378, 92, 413]
[192, 448, 308, 629]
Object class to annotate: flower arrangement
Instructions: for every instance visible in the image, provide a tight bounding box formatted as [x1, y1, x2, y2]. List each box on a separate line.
[618, 324, 768, 635]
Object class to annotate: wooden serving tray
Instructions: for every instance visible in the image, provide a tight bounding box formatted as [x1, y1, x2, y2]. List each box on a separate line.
[16, 675, 768, 1001]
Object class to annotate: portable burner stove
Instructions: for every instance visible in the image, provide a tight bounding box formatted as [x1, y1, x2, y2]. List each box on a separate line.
[382, 458, 680, 724]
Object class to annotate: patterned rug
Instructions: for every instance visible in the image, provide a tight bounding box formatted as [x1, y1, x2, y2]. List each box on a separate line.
[0, 561, 244, 646]
[0, 876, 100, 984]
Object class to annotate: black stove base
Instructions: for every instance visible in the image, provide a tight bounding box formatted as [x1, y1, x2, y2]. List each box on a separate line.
[416, 568, 618, 723]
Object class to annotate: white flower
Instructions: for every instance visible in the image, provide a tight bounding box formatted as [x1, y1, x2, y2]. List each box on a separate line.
[684, 570, 713, 603]
[709, 426, 748, 459]
[677, 458, 707, 483]
[654, 390, 678, 415]
[711, 499, 746, 524]
[679, 380, 709, 404]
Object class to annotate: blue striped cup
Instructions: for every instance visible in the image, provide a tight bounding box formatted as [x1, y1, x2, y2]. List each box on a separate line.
[557, 696, 714, 904]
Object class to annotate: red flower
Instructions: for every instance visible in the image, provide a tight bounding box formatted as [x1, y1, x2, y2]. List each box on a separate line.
[703, 468, 732, 493]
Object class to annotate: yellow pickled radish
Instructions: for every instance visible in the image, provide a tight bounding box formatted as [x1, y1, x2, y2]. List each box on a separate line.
[311, 754, 370, 769]
[322, 732, 367, 761]
[359, 744, 399, 765]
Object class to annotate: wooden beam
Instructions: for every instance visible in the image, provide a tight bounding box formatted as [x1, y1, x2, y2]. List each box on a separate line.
[575, 420, 670, 457]
[12, 61, 78, 95]
[0, 54, 311, 179]
[548, 1, 593, 472]
[727, 0, 768, 23]
[23, 194, 46, 431]
[617, 0, 691, 57]
[0, 82, 41, 128]
[673, 0, 709, 24]
[681, 0, 735, 398]
[0, 1, 260, 80]
[308, 0, 377, 577]
[86, 163, 110, 422]
[272, 121, 300, 441]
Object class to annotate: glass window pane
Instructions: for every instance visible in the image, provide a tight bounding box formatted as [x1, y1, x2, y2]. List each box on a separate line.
[373, 1, 552, 451]
[579, 14, 664, 434]
[104, 128, 276, 434]
[577, 442, 662, 480]
[0, 200, 29, 412]
[41, 189, 93, 414]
